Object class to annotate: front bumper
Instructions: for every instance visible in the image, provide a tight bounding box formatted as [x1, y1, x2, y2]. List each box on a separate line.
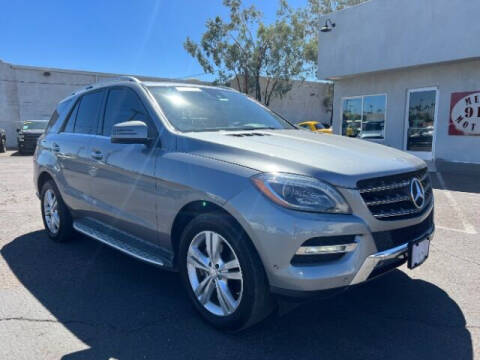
[226, 185, 434, 295]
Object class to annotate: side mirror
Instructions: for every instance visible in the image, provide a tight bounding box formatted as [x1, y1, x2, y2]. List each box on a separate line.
[111, 121, 150, 144]
[16, 128, 20, 133]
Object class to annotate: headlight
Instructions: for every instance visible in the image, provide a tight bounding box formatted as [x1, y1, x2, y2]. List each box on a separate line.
[251, 173, 351, 214]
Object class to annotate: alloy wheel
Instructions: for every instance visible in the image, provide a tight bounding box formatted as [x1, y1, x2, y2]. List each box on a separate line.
[186, 230, 243, 316]
[43, 189, 60, 234]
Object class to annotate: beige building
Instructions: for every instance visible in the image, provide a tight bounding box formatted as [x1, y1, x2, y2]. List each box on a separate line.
[229, 76, 332, 125]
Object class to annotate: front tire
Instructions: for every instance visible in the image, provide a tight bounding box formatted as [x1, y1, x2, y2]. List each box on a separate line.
[179, 213, 274, 331]
[40, 180, 74, 242]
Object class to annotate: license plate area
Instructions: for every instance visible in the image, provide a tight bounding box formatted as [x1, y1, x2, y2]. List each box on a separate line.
[408, 237, 430, 269]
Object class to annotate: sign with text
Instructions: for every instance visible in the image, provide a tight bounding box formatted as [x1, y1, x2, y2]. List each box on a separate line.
[449, 91, 480, 136]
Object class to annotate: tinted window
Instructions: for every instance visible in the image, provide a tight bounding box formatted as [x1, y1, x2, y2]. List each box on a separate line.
[103, 88, 149, 136]
[74, 91, 104, 134]
[63, 100, 79, 133]
[46, 111, 59, 133]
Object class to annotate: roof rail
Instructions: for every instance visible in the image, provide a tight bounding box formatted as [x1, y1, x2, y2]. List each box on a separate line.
[116, 75, 141, 83]
[71, 75, 142, 95]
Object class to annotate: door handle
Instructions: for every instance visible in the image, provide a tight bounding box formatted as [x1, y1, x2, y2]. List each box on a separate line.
[52, 143, 60, 153]
[91, 150, 104, 160]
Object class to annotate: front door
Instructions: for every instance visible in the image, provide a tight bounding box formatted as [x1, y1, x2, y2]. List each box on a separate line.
[404, 87, 439, 161]
[88, 86, 159, 244]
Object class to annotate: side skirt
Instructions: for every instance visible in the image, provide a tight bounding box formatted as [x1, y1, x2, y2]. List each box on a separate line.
[73, 217, 174, 269]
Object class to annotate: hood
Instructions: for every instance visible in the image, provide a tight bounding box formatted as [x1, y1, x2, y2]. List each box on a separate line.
[179, 129, 426, 188]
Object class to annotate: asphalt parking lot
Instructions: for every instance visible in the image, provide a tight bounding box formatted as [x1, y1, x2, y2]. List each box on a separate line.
[0, 150, 479, 360]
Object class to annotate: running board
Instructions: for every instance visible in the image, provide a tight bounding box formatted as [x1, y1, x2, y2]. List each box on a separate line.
[73, 218, 173, 268]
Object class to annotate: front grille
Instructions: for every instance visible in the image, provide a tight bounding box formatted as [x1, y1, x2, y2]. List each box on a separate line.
[357, 168, 433, 220]
[23, 133, 41, 143]
[372, 210, 434, 251]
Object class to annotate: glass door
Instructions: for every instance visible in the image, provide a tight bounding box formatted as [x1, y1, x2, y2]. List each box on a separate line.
[404, 88, 438, 161]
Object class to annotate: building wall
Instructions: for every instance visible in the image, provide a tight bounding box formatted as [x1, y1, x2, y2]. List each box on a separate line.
[0, 60, 118, 147]
[231, 77, 332, 125]
[332, 59, 480, 164]
[0, 60, 204, 148]
[317, 0, 480, 80]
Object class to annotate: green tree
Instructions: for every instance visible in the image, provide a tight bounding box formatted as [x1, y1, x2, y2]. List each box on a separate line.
[184, 0, 366, 106]
[184, 0, 313, 106]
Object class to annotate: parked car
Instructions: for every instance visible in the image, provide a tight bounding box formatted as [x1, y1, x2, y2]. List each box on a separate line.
[298, 120, 333, 134]
[359, 120, 385, 140]
[0, 128, 6, 152]
[17, 120, 48, 154]
[34, 77, 434, 330]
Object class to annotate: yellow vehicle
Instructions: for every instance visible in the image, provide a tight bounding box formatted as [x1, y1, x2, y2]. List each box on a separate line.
[297, 121, 333, 134]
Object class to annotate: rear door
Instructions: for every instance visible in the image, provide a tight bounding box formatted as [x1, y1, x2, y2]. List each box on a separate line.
[52, 89, 105, 216]
[87, 86, 159, 243]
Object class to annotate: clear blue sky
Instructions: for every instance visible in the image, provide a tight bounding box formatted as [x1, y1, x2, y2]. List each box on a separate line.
[0, 0, 308, 80]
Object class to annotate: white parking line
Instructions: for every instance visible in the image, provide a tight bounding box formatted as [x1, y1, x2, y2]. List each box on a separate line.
[436, 225, 476, 234]
[435, 172, 477, 235]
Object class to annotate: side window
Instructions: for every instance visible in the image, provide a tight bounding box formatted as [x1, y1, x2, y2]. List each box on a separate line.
[63, 100, 79, 133]
[102, 88, 150, 137]
[46, 110, 59, 133]
[74, 91, 104, 135]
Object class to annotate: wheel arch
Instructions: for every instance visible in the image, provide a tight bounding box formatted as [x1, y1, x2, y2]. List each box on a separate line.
[170, 200, 261, 270]
[37, 171, 55, 194]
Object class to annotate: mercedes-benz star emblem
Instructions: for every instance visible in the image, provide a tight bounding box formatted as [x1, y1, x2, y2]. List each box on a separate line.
[410, 178, 425, 209]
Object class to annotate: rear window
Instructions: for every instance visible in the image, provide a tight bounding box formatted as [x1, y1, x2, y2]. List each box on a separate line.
[63, 100, 79, 133]
[48, 98, 74, 133]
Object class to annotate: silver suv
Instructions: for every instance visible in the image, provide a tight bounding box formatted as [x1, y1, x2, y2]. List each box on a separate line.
[34, 77, 434, 330]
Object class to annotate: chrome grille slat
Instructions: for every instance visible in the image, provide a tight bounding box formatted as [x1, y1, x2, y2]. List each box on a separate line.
[359, 181, 410, 194]
[365, 195, 411, 206]
[374, 207, 422, 219]
[357, 168, 432, 221]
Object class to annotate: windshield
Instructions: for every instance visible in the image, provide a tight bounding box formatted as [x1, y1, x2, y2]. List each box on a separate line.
[148, 86, 295, 132]
[22, 121, 48, 130]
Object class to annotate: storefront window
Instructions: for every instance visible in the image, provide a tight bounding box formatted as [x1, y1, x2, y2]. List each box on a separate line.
[342, 95, 386, 139]
[406, 90, 436, 152]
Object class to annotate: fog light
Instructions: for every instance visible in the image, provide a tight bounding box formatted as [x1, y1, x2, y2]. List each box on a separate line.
[296, 243, 357, 255]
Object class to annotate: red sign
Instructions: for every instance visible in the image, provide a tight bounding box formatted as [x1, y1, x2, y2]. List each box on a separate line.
[449, 91, 480, 135]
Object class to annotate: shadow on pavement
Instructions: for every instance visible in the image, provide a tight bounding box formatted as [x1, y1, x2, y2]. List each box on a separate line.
[2, 230, 473, 360]
[5, 150, 31, 157]
[431, 171, 480, 194]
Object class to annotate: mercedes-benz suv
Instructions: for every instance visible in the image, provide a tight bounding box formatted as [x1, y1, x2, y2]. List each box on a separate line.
[34, 77, 434, 330]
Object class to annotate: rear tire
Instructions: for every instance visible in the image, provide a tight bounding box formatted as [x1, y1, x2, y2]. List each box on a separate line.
[40, 180, 74, 242]
[0, 137, 6, 153]
[178, 212, 274, 331]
